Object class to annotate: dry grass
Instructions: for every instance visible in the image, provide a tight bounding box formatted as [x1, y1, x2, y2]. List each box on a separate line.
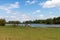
[0, 26, 60, 40]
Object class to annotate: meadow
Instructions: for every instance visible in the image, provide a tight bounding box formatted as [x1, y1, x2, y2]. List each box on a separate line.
[0, 26, 60, 40]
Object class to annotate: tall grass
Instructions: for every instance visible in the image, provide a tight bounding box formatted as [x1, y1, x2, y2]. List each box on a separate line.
[0, 26, 60, 40]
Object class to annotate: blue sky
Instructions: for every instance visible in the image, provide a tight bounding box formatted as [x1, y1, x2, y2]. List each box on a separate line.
[0, 0, 60, 22]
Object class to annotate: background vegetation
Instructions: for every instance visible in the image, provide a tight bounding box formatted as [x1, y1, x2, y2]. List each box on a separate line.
[0, 19, 6, 26]
[23, 17, 60, 24]
[0, 17, 60, 40]
[0, 17, 60, 26]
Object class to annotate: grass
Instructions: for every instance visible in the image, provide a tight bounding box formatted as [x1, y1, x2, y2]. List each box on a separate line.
[0, 26, 60, 40]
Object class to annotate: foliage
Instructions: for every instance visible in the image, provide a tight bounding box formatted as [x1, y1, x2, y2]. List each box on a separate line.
[0, 19, 6, 26]
[23, 17, 60, 24]
[7, 21, 20, 26]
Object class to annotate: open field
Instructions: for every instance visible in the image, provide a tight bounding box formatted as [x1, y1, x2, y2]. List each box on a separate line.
[0, 26, 60, 40]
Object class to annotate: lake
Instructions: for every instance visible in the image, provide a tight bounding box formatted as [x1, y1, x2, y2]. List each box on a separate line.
[30, 24, 60, 27]
[6, 24, 60, 27]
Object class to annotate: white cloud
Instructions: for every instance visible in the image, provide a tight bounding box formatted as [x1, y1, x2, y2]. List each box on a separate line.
[47, 15, 58, 19]
[0, 6, 11, 14]
[0, 2, 19, 14]
[0, 16, 4, 18]
[9, 2, 19, 9]
[39, 15, 44, 17]
[36, 14, 59, 20]
[36, 10, 41, 12]
[7, 16, 20, 21]
[33, 10, 41, 14]
[6, 16, 8, 17]
[49, 12, 53, 15]
[13, 13, 17, 15]
[11, 16, 16, 18]
[20, 14, 31, 21]
[58, 7, 60, 10]
[0, 2, 20, 21]
[25, 0, 37, 5]
[26, 0, 30, 3]
[37, 14, 46, 19]
[40, 0, 60, 8]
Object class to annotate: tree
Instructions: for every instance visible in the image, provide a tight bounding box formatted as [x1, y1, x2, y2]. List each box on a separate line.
[23, 16, 60, 24]
[0, 19, 6, 26]
[46, 18, 53, 24]
[8, 21, 20, 26]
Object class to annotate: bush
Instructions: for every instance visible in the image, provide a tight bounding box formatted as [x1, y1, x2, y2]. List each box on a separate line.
[0, 19, 6, 26]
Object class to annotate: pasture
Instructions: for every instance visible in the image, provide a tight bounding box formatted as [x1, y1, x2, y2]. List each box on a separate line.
[0, 26, 60, 40]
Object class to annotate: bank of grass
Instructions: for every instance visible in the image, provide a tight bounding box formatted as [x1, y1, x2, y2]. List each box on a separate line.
[0, 26, 60, 40]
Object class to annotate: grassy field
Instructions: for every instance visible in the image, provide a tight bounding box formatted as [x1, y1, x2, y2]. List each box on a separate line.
[0, 26, 60, 40]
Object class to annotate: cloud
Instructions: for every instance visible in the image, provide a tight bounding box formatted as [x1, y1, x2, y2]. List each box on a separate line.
[33, 10, 41, 14]
[47, 15, 58, 18]
[20, 14, 31, 21]
[49, 12, 53, 15]
[11, 16, 16, 18]
[0, 2, 20, 21]
[36, 10, 41, 12]
[0, 16, 4, 18]
[36, 14, 59, 20]
[40, 0, 60, 8]
[0, 2, 19, 14]
[37, 14, 46, 19]
[9, 2, 19, 9]
[0, 6, 11, 14]
[25, 0, 37, 5]
[6, 14, 32, 22]
[5, 15, 20, 21]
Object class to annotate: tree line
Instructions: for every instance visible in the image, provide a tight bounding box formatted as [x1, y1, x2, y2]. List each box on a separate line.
[23, 17, 60, 24]
[0, 19, 20, 26]
[0, 17, 60, 26]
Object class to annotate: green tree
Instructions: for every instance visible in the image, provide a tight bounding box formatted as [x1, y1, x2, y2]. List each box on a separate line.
[8, 21, 20, 26]
[0, 19, 6, 26]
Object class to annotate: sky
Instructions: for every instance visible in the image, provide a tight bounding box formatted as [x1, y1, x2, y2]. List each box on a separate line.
[0, 0, 60, 22]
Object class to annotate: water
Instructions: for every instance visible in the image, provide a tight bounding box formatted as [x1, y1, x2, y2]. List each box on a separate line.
[6, 24, 60, 27]
[30, 24, 60, 27]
